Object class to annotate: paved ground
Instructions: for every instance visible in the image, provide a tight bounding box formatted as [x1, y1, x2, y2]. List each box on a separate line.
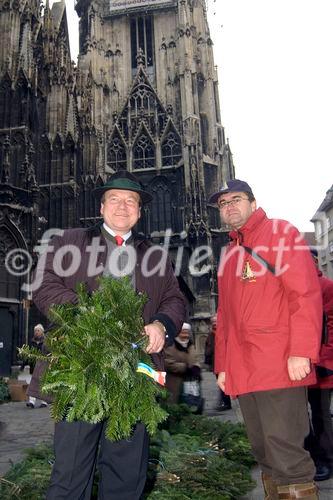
[0, 370, 332, 498]
[0, 401, 54, 477]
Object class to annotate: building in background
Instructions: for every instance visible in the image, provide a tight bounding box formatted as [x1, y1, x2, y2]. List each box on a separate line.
[312, 185, 333, 279]
[0, 0, 234, 375]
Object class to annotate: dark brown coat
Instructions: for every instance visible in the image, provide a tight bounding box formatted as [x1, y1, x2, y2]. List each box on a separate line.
[164, 342, 198, 404]
[28, 224, 186, 400]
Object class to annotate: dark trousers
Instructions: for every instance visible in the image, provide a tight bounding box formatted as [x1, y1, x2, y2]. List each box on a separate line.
[238, 387, 315, 485]
[218, 389, 231, 406]
[305, 388, 333, 468]
[214, 374, 231, 406]
[47, 420, 149, 500]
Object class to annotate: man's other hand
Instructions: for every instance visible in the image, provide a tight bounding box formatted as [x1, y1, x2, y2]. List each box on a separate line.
[144, 323, 166, 354]
[217, 372, 226, 391]
[287, 356, 311, 381]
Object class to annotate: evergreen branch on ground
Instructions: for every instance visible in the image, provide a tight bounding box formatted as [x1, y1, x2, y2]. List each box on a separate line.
[144, 405, 256, 499]
[0, 409, 256, 500]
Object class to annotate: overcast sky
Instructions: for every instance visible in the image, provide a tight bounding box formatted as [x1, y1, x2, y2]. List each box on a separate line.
[63, 0, 332, 232]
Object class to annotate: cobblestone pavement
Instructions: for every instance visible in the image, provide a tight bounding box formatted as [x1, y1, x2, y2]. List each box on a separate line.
[0, 370, 332, 499]
[0, 401, 54, 477]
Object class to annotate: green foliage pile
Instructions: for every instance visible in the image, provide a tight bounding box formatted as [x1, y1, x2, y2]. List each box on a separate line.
[0, 407, 256, 500]
[0, 377, 10, 403]
[0, 443, 53, 500]
[19, 276, 167, 441]
[144, 405, 256, 499]
[162, 404, 256, 468]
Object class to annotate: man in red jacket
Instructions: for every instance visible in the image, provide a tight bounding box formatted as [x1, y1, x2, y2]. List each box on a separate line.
[209, 179, 322, 500]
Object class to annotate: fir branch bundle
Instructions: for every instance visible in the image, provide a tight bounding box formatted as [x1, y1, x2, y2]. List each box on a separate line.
[0, 413, 256, 499]
[19, 277, 167, 441]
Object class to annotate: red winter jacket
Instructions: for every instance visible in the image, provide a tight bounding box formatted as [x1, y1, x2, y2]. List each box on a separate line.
[312, 272, 333, 389]
[214, 208, 322, 397]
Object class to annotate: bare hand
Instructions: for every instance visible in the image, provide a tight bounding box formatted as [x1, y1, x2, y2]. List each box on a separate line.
[287, 356, 311, 381]
[143, 323, 166, 354]
[217, 372, 226, 392]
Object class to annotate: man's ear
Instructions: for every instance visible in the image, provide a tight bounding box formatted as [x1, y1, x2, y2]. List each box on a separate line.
[251, 200, 257, 212]
[138, 207, 141, 219]
[100, 203, 104, 217]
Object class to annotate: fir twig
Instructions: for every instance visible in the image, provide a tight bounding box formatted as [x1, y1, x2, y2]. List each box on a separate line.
[19, 276, 168, 441]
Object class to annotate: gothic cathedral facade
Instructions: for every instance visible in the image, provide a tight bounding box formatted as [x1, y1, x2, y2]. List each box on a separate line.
[0, 0, 234, 374]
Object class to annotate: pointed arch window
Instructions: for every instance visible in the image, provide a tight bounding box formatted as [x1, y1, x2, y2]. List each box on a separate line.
[64, 136, 75, 181]
[50, 190, 62, 229]
[130, 85, 152, 117]
[80, 180, 99, 220]
[12, 77, 29, 127]
[130, 16, 154, 79]
[118, 69, 169, 143]
[39, 190, 50, 226]
[107, 130, 127, 171]
[62, 196, 72, 229]
[0, 77, 11, 128]
[11, 133, 25, 185]
[133, 132, 155, 169]
[82, 129, 98, 175]
[79, 183, 86, 220]
[200, 113, 209, 155]
[161, 129, 182, 167]
[39, 137, 51, 184]
[0, 227, 22, 299]
[151, 180, 172, 232]
[128, 82, 159, 138]
[52, 137, 63, 184]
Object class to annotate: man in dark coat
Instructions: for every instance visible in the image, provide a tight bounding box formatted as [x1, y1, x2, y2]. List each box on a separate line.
[165, 322, 199, 404]
[32, 170, 186, 500]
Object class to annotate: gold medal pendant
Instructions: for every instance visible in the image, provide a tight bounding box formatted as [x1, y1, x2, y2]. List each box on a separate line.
[241, 260, 256, 282]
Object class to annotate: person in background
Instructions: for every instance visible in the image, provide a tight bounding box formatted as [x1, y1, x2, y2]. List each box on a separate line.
[305, 249, 333, 481]
[210, 179, 322, 500]
[165, 322, 200, 404]
[26, 324, 48, 409]
[205, 314, 231, 411]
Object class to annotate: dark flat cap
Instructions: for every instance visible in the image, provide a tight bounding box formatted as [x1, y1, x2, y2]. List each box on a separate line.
[93, 170, 152, 204]
[209, 179, 254, 204]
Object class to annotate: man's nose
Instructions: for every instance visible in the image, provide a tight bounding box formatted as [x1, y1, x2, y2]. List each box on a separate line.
[117, 199, 128, 207]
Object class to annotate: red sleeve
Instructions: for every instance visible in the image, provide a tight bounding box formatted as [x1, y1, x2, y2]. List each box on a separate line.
[319, 276, 333, 369]
[279, 227, 322, 362]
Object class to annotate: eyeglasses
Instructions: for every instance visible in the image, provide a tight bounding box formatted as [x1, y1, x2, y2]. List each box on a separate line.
[217, 196, 249, 209]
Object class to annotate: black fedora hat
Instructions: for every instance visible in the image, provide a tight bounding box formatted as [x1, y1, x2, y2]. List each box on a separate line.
[93, 171, 152, 204]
